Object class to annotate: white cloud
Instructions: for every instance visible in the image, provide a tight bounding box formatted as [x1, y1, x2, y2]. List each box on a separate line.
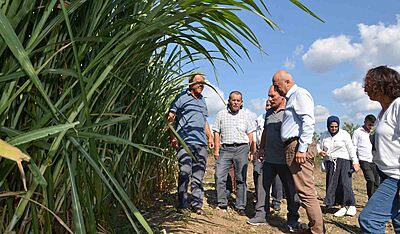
[356, 18, 400, 70]
[350, 97, 381, 113]
[332, 82, 365, 102]
[250, 98, 267, 112]
[302, 35, 362, 73]
[243, 108, 258, 121]
[202, 83, 226, 118]
[294, 45, 304, 56]
[330, 82, 381, 124]
[314, 105, 330, 123]
[302, 16, 400, 73]
[284, 57, 295, 69]
[282, 45, 304, 70]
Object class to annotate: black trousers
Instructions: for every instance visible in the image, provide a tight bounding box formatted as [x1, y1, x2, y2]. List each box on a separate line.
[359, 160, 380, 199]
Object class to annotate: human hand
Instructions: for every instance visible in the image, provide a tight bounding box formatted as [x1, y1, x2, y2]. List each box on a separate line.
[170, 136, 178, 149]
[257, 149, 264, 162]
[295, 151, 306, 164]
[319, 151, 328, 157]
[208, 139, 214, 149]
[214, 150, 219, 160]
[353, 163, 360, 172]
[248, 152, 253, 161]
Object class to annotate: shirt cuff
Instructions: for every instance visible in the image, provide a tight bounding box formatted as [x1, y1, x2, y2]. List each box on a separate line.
[298, 144, 308, 153]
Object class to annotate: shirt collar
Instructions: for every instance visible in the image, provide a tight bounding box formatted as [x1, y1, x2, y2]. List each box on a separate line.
[274, 108, 284, 114]
[186, 88, 203, 99]
[286, 84, 298, 99]
[227, 106, 241, 115]
[361, 126, 370, 133]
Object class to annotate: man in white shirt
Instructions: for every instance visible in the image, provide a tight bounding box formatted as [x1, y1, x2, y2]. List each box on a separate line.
[272, 70, 324, 234]
[213, 91, 256, 216]
[352, 114, 380, 199]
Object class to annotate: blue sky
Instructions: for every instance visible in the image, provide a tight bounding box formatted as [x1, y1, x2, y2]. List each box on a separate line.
[194, 0, 400, 133]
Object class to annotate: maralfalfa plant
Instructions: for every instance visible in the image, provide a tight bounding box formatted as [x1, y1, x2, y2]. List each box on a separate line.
[0, 0, 320, 233]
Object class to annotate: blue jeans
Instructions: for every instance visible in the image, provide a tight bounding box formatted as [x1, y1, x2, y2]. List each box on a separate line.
[216, 144, 249, 210]
[177, 145, 208, 209]
[359, 175, 400, 233]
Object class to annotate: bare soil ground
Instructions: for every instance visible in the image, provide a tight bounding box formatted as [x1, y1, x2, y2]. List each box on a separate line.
[145, 156, 394, 233]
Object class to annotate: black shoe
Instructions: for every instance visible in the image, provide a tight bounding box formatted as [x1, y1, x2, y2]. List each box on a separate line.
[217, 205, 228, 210]
[177, 208, 191, 215]
[287, 223, 311, 234]
[236, 209, 246, 216]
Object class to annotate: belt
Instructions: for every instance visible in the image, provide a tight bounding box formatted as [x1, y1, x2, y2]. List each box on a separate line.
[222, 143, 248, 147]
[283, 137, 299, 146]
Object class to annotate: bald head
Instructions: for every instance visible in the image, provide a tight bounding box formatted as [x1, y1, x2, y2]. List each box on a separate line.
[272, 70, 294, 96]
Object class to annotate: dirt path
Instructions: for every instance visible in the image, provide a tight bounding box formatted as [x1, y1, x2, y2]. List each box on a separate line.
[146, 156, 393, 233]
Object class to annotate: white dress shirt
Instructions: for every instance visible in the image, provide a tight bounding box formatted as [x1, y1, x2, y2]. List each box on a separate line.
[255, 113, 266, 147]
[374, 97, 400, 180]
[352, 127, 374, 162]
[281, 84, 315, 152]
[320, 129, 359, 164]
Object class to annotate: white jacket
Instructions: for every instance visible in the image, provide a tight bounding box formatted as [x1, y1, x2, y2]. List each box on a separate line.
[319, 129, 359, 164]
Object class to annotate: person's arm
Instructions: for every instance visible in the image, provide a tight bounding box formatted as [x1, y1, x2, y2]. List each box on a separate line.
[257, 127, 267, 161]
[214, 131, 220, 159]
[352, 129, 360, 157]
[247, 132, 255, 161]
[205, 121, 214, 149]
[318, 134, 328, 157]
[213, 112, 221, 159]
[294, 90, 315, 164]
[246, 114, 257, 161]
[296, 91, 315, 152]
[344, 131, 360, 171]
[166, 111, 178, 149]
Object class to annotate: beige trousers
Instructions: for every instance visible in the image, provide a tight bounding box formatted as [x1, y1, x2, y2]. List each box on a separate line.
[285, 140, 324, 234]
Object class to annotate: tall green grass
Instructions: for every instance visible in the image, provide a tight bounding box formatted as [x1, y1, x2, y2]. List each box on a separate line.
[0, 0, 320, 232]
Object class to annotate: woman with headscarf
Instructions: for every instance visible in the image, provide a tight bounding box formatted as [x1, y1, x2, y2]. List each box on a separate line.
[359, 66, 400, 233]
[319, 116, 360, 217]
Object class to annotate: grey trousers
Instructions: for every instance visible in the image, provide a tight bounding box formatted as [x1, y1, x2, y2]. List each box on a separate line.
[216, 144, 249, 210]
[254, 162, 300, 227]
[177, 145, 208, 209]
[253, 159, 283, 208]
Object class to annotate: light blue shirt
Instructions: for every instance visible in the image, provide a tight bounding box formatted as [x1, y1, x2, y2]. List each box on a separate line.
[281, 84, 315, 153]
[170, 89, 208, 146]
